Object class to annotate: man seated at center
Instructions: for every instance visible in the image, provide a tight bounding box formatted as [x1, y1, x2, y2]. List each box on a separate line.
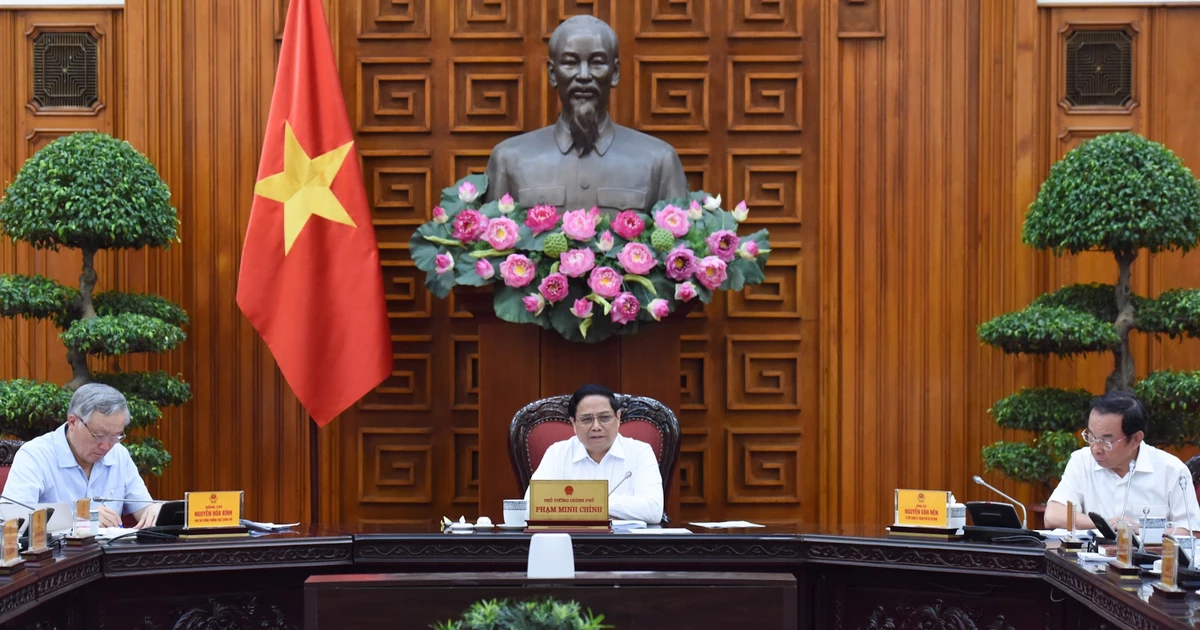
[525, 384, 664, 524]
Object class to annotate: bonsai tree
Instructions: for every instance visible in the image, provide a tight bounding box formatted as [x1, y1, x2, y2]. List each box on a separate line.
[0, 132, 191, 475]
[978, 132, 1200, 491]
[432, 598, 610, 630]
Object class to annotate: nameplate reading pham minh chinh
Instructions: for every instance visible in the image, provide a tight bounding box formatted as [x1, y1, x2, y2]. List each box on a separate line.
[894, 489, 950, 528]
[527, 480, 610, 531]
[185, 491, 244, 529]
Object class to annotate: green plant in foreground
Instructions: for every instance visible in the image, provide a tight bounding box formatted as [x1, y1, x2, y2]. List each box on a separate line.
[431, 598, 611, 630]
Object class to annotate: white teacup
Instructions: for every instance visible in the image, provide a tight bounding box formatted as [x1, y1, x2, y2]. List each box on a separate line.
[503, 499, 528, 526]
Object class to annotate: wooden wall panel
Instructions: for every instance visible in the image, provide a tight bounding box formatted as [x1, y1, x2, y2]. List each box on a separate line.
[1, 0, 1197, 530]
[821, 0, 1019, 527]
[0, 1, 309, 524]
[322, 0, 820, 529]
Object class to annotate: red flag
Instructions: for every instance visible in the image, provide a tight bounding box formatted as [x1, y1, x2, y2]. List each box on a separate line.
[237, 0, 391, 426]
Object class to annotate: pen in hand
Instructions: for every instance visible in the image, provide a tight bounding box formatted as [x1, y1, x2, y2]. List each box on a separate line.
[610, 471, 632, 496]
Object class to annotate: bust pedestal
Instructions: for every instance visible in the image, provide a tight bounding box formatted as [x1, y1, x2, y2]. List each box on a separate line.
[455, 286, 683, 519]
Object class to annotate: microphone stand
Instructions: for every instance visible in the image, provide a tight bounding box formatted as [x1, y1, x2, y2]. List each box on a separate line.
[1118, 459, 1136, 532]
[1179, 475, 1196, 565]
[972, 475, 1027, 529]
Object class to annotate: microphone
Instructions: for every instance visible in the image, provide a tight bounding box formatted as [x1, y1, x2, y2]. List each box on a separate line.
[609, 471, 632, 496]
[973, 475, 1027, 529]
[91, 498, 169, 504]
[0, 495, 37, 512]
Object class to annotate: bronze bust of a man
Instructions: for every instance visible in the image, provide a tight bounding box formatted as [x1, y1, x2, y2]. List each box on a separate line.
[484, 15, 688, 214]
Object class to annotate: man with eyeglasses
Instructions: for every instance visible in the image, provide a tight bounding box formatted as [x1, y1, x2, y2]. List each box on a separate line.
[4, 383, 161, 529]
[525, 383, 664, 523]
[1045, 390, 1200, 533]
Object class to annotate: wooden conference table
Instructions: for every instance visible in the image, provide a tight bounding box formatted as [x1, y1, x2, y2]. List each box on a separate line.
[0, 523, 1193, 629]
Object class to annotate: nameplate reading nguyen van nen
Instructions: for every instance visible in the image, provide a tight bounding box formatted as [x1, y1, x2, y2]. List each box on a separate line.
[894, 489, 950, 528]
[529, 480, 608, 522]
[184, 491, 244, 529]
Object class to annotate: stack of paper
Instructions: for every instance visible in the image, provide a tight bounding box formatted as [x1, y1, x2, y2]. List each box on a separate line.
[689, 521, 764, 529]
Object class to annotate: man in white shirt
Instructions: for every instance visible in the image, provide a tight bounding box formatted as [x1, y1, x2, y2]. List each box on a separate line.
[525, 384, 664, 523]
[1046, 390, 1200, 532]
[5, 383, 162, 529]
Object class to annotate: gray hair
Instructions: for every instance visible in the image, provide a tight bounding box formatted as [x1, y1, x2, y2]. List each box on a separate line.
[68, 383, 131, 427]
[548, 15, 619, 60]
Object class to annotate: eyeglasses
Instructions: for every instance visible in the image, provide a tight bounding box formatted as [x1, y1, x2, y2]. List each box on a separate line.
[81, 421, 125, 444]
[575, 413, 616, 428]
[1081, 428, 1126, 451]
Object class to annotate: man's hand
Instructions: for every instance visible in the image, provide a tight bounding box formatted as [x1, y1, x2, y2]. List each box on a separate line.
[1109, 514, 1141, 533]
[97, 505, 121, 528]
[132, 503, 162, 530]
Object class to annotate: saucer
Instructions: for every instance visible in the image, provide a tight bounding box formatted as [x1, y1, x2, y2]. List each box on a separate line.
[497, 523, 526, 530]
[473, 523, 496, 530]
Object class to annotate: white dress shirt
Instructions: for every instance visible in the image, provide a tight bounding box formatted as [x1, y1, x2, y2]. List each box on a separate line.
[525, 433, 664, 524]
[4, 423, 151, 516]
[1048, 443, 1200, 528]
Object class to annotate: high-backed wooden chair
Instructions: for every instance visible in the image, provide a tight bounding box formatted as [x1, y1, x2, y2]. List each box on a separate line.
[508, 394, 681, 516]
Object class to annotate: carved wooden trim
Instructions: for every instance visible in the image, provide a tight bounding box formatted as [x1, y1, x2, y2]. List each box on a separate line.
[36, 555, 101, 598]
[103, 543, 352, 575]
[355, 536, 803, 562]
[1045, 558, 1176, 630]
[804, 539, 1045, 575]
[0, 578, 37, 619]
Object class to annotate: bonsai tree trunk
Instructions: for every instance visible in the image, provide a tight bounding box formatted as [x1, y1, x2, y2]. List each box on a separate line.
[1106, 249, 1138, 393]
[65, 248, 97, 390]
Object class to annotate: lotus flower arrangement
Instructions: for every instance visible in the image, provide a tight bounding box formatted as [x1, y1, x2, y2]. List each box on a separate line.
[410, 175, 771, 343]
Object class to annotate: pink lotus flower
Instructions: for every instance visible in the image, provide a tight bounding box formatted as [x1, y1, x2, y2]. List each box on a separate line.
[732, 200, 749, 222]
[522, 293, 545, 316]
[647, 298, 670, 321]
[538, 272, 569, 303]
[616, 242, 656, 275]
[611, 292, 641, 325]
[695, 256, 728, 290]
[524, 204, 560, 235]
[499, 253, 536, 287]
[483, 217, 519, 250]
[587, 266, 624, 298]
[654, 204, 690, 238]
[432, 206, 448, 224]
[703, 195, 722, 211]
[476, 258, 495, 280]
[675, 281, 698, 302]
[598, 230, 614, 253]
[687, 200, 703, 221]
[435, 252, 454, 274]
[559, 248, 596, 278]
[452, 209, 489, 243]
[664, 247, 698, 281]
[706, 230, 740, 262]
[612, 210, 646, 240]
[498, 193, 516, 215]
[562, 207, 600, 241]
[738, 240, 760, 260]
[571, 298, 594, 319]
[458, 181, 480, 203]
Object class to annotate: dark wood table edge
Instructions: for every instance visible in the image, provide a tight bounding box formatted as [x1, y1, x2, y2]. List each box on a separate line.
[100, 534, 355, 576]
[1045, 551, 1190, 630]
[801, 533, 1047, 578]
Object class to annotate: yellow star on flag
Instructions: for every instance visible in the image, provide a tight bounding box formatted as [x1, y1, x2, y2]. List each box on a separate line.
[254, 121, 357, 254]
